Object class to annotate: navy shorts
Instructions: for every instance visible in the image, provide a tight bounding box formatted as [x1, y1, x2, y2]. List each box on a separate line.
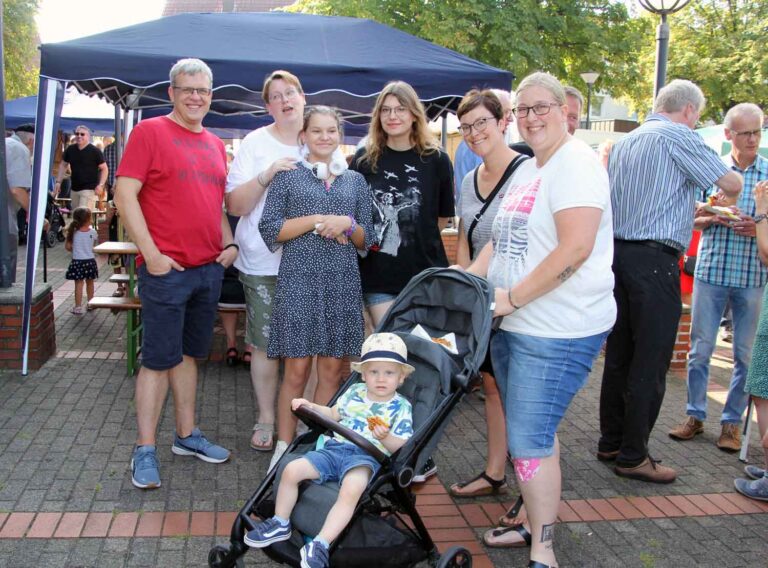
[138, 262, 224, 371]
[304, 438, 381, 484]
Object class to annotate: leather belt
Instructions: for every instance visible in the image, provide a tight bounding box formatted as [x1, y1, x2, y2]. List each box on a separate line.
[614, 239, 682, 259]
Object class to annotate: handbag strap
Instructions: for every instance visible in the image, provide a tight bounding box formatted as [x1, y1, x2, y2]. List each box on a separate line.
[467, 154, 529, 259]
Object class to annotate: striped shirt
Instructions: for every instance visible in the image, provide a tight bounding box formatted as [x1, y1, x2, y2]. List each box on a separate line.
[610, 114, 729, 250]
[694, 154, 768, 288]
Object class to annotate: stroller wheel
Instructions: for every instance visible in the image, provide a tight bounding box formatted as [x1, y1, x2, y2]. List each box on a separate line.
[45, 230, 56, 248]
[56, 229, 65, 242]
[207, 544, 244, 568]
[437, 546, 472, 568]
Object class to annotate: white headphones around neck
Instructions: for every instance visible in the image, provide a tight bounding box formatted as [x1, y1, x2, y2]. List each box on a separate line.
[300, 145, 348, 180]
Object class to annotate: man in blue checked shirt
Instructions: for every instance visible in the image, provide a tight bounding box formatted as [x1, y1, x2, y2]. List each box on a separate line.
[599, 80, 743, 484]
[669, 103, 767, 452]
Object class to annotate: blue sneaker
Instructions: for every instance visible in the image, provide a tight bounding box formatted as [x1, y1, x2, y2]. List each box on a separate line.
[300, 540, 330, 568]
[131, 445, 161, 489]
[172, 428, 230, 464]
[745, 464, 766, 480]
[734, 476, 768, 501]
[243, 517, 292, 548]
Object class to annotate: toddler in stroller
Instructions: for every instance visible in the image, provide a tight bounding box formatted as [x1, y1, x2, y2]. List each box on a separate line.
[43, 191, 67, 248]
[209, 268, 493, 568]
[244, 333, 415, 567]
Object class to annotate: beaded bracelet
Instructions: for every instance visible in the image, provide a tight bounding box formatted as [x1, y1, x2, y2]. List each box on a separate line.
[344, 215, 357, 237]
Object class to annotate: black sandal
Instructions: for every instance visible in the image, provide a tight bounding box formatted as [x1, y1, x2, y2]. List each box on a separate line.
[449, 471, 507, 498]
[241, 351, 252, 367]
[226, 347, 239, 367]
[498, 495, 524, 527]
[482, 522, 532, 548]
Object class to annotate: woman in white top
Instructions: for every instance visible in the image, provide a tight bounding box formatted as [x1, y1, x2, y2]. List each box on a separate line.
[225, 71, 305, 458]
[468, 72, 616, 568]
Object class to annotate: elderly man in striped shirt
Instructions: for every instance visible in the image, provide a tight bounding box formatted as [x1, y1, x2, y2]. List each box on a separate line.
[669, 103, 767, 452]
[598, 80, 743, 484]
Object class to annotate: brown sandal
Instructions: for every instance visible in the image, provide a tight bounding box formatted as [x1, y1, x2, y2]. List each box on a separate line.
[449, 471, 507, 498]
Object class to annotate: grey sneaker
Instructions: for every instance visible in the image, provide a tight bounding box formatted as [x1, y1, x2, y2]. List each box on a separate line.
[172, 428, 230, 464]
[131, 445, 161, 489]
[744, 465, 766, 480]
[243, 517, 292, 548]
[734, 476, 768, 501]
[300, 540, 330, 568]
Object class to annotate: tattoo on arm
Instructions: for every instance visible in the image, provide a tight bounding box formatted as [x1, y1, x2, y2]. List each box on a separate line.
[541, 522, 555, 543]
[557, 266, 575, 283]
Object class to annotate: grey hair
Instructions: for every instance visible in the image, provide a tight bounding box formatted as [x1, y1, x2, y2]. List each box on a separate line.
[491, 88, 512, 107]
[169, 58, 213, 86]
[564, 86, 584, 110]
[653, 79, 705, 114]
[516, 72, 566, 106]
[724, 103, 764, 129]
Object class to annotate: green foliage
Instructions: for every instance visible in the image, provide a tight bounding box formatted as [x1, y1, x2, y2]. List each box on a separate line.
[3, 0, 40, 99]
[616, 1, 768, 122]
[286, 0, 648, 99]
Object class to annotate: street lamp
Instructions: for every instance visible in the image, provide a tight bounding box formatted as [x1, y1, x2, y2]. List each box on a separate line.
[639, 0, 691, 97]
[580, 71, 600, 130]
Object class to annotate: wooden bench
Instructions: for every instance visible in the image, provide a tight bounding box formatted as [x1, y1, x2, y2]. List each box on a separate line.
[88, 296, 141, 310]
[108, 274, 131, 285]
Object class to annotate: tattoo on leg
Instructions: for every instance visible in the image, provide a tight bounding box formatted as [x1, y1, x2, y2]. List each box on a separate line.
[541, 522, 555, 543]
[557, 266, 575, 283]
[513, 458, 541, 483]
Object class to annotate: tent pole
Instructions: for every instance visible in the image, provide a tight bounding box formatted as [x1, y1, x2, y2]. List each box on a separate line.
[441, 116, 447, 150]
[0, 5, 12, 288]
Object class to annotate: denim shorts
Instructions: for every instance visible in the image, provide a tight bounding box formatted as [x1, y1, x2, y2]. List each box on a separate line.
[491, 329, 609, 458]
[304, 438, 381, 484]
[138, 262, 224, 371]
[363, 292, 397, 307]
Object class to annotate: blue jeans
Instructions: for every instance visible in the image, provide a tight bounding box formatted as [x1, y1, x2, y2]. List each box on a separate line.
[687, 280, 763, 423]
[491, 330, 609, 458]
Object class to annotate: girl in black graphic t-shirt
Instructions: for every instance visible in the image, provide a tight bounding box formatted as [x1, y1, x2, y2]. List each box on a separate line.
[350, 81, 455, 328]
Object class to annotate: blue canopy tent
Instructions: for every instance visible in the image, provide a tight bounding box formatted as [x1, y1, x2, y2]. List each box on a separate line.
[20, 11, 513, 373]
[5, 95, 115, 135]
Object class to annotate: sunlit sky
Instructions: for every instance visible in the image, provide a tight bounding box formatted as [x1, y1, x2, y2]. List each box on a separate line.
[35, 0, 164, 44]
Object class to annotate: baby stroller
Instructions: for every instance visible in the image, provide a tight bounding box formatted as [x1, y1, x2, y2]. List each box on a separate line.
[43, 192, 67, 248]
[208, 268, 494, 568]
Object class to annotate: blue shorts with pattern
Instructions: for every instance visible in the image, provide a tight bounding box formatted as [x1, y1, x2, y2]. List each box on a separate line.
[304, 438, 381, 484]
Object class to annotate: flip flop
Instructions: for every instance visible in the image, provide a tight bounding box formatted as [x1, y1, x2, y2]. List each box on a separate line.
[250, 423, 274, 452]
[482, 522, 532, 549]
[449, 471, 507, 498]
[225, 347, 239, 367]
[498, 495, 525, 527]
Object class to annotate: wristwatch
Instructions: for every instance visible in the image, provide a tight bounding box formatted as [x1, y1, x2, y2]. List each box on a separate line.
[754, 213, 768, 224]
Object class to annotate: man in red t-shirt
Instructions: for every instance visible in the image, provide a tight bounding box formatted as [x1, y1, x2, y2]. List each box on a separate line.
[114, 58, 239, 490]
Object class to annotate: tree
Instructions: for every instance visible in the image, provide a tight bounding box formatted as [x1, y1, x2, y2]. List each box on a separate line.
[608, 1, 767, 122]
[286, 0, 649, 101]
[3, 0, 40, 99]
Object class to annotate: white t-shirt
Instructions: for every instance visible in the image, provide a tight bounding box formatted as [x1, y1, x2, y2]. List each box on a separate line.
[225, 127, 301, 275]
[487, 139, 616, 338]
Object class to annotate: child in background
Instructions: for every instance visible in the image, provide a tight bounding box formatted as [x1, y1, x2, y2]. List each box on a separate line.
[65, 207, 98, 315]
[244, 333, 415, 568]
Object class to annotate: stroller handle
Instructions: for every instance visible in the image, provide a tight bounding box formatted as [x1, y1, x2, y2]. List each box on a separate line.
[293, 405, 389, 465]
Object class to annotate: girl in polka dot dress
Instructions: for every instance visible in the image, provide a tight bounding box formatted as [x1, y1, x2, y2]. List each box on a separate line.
[259, 106, 374, 453]
[65, 207, 99, 315]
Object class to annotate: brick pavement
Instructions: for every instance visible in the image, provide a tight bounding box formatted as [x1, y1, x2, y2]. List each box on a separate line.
[0, 243, 765, 566]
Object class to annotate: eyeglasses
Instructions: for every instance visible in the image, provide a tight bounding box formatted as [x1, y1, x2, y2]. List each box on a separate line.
[732, 129, 762, 139]
[74, 132, 87, 137]
[172, 86, 212, 97]
[268, 88, 299, 104]
[512, 102, 560, 118]
[380, 106, 409, 118]
[458, 116, 497, 136]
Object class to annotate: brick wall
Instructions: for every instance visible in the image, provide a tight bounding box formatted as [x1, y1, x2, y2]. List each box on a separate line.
[670, 304, 692, 374]
[0, 286, 56, 371]
[441, 229, 458, 265]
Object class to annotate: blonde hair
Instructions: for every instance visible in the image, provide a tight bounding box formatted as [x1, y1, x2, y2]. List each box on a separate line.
[516, 72, 566, 106]
[262, 69, 303, 104]
[361, 81, 438, 172]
